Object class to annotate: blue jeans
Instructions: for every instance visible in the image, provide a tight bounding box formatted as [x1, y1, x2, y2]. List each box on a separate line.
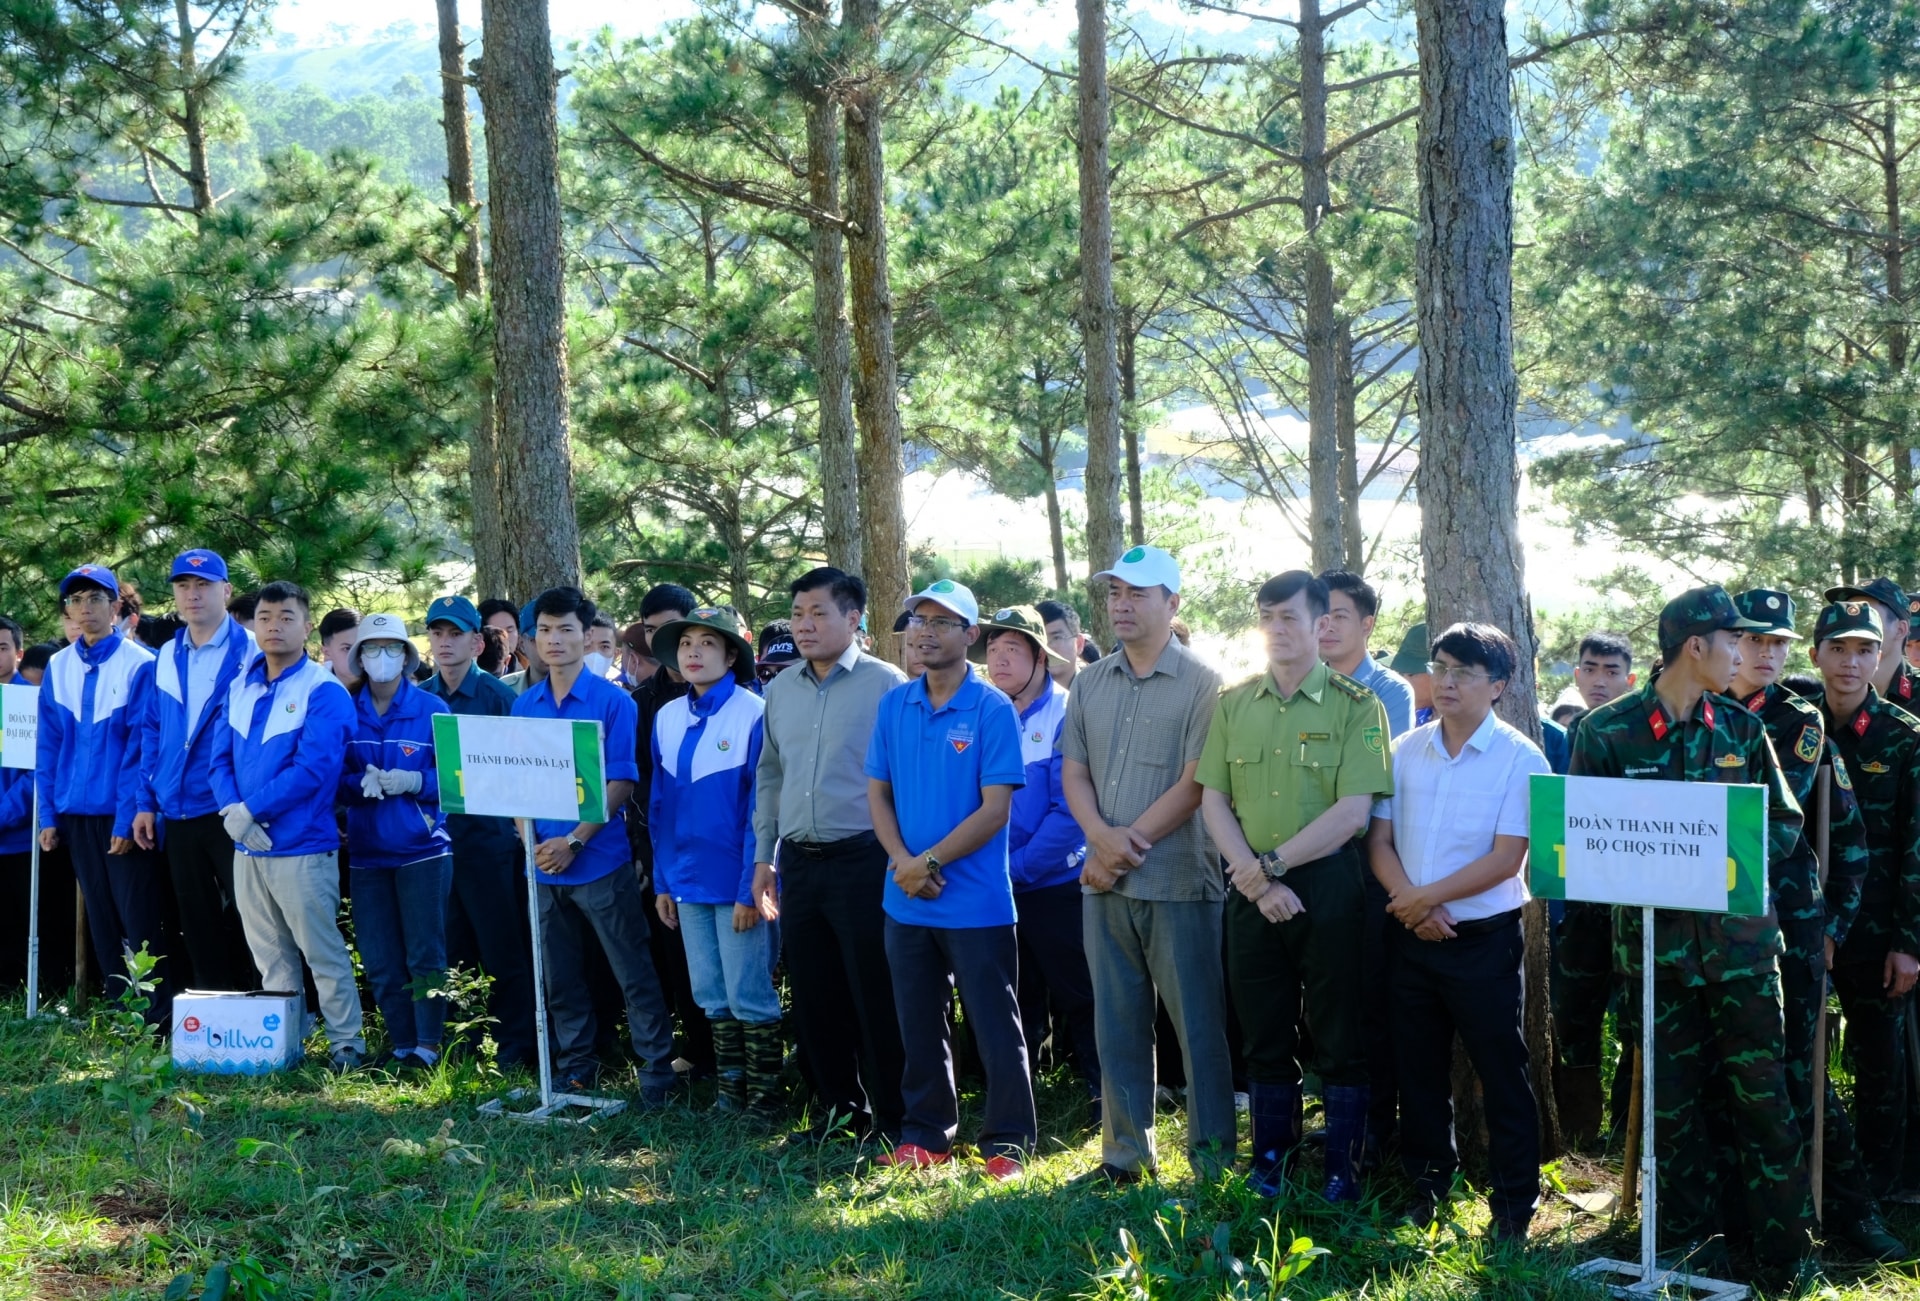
[353, 855, 451, 1051]
[676, 901, 781, 1023]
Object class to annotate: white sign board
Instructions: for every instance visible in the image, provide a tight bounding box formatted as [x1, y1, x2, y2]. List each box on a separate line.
[1, 681, 35, 771]
[433, 713, 608, 823]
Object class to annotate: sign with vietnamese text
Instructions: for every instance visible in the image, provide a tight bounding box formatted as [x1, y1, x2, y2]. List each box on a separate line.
[432, 714, 608, 823]
[1529, 774, 1767, 915]
[0, 682, 35, 771]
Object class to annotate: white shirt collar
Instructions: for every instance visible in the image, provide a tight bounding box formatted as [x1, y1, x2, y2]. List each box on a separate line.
[1423, 709, 1501, 760]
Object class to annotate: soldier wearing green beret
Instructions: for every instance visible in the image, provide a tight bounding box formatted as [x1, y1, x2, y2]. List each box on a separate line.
[1567, 585, 1812, 1272]
[1808, 599, 1920, 1205]
[1729, 591, 1895, 1259]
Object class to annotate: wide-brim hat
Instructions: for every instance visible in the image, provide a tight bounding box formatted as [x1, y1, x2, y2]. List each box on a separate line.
[968, 604, 1067, 664]
[651, 606, 755, 684]
[348, 612, 421, 678]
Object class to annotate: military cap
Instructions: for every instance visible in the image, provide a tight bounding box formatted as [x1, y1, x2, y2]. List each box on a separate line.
[968, 604, 1067, 665]
[1824, 577, 1910, 618]
[1657, 585, 1768, 653]
[1732, 588, 1800, 639]
[1389, 622, 1429, 677]
[1813, 600, 1885, 647]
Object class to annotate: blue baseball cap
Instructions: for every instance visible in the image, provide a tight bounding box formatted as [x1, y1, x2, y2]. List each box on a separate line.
[59, 564, 119, 598]
[902, 578, 980, 626]
[424, 594, 480, 632]
[169, 548, 229, 582]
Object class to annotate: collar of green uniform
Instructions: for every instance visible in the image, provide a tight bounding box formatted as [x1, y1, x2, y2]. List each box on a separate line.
[1256, 659, 1329, 703]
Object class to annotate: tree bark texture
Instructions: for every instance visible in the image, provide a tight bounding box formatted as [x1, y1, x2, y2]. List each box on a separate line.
[1077, 0, 1125, 644]
[844, 0, 907, 663]
[175, 0, 215, 214]
[438, 0, 507, 601]
[1120, 306, 1146, 547]
[1336, 319, 1364, 573]
[807, 79, 862, 573]
[479, 0, 581, 596]
[1414, 0, 1560, 1157]
[1299, 0, 1345, 574]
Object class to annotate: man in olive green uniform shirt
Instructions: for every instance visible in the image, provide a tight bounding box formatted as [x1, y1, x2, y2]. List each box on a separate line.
[1198, 571, 1393, 1203]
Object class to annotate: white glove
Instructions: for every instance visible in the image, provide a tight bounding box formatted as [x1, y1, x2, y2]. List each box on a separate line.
[222, 803, 258, 843]
[239, 822, 274, 853]
[377, 768, 423, 796]
[360, 766, 386, 800]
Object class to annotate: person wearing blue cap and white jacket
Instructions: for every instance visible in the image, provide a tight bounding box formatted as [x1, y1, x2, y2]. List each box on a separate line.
[36, 563, 169, 1015]
[131, 549, 259, 992]
[339, 613, 454, 1074]
[211, 580, 365, 1071]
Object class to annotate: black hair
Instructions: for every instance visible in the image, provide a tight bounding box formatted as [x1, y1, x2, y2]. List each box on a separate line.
[22, 642, 55, 673]
[1036, 599, 1081, 636]
[532, 585, 596, 628]
[756, 617, 792, 646]
[1551, 703, 1586, 727]
[257, 581, 314, 616]
[638, 583, 697, 621]
[1577, 631, 1634, 669]
[1780, 672, 1824, 700]
[0, 616, 22, 652]
[316, 607, 359, 640]
[1318, 569, 1378, 620]
[789, 566, 867, 614]
[589, 611, 618, 632]
[227, 591, 259, 621]
[116, 579, 143, 621]
[477, 598, 519, 624]
[1431, 621, 1518, 684]
[1255, 570, 1330, 620]
[476, 626, 506, 674]
[135, 613, 181, 649]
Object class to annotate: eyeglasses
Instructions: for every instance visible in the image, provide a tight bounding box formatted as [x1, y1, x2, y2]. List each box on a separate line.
[904, 614, 967, 632]
[1426, 662, 1491, 685]
[62, 591, 111, 608]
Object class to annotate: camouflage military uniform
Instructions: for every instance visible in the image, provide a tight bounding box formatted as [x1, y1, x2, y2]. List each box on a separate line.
[1813, 682, 1920, 1199]
[1552, 711, 1620, 1141]
[1571, 671, 1811, 1262]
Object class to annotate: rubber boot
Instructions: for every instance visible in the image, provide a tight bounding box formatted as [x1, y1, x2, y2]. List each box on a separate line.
[741, 1018, 785, 1114]
[1321, 1084, 1371, 1204]
[711, 1016, 746, 1111]
[1246, 1081, 1303, 1198]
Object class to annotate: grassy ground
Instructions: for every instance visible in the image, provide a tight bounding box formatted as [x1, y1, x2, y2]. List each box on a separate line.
[5, 995, 1920, 1300]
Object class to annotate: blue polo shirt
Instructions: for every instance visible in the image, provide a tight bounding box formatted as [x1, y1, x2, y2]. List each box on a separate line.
[510, 667, 641, 887]
[420, 661, 521, 856]
[863, 673, 1026, 929]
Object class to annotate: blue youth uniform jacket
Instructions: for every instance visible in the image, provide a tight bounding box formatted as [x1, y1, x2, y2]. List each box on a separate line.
[650, 674, 764, 907]
[1007, 680, 1084, 892]
[210, 655, 355, 859]
[0, 673, 30, 854]
[36, 631, 153, 838]
[138, 616, 259, 823]
[338, 677, 453, 869]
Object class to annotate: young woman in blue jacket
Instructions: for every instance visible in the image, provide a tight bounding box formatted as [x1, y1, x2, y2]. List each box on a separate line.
[339, 614, 453, 1074]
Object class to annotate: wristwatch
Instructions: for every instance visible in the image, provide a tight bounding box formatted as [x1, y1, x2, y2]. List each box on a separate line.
[1254, 849, 1290, 881]
[923, 851, 944, 884]
[565, 835, 586, 856]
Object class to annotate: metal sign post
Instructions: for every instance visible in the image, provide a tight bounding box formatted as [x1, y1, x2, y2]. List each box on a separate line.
[24, 791, 40, 1018]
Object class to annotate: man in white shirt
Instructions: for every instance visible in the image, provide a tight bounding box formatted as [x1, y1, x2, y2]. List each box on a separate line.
[1365, 622, 1548, 1243]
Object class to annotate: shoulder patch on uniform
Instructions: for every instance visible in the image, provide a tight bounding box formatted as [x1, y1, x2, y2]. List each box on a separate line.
[1794, 726, 1821, 764]
[1328, 671, 1374, 702]
[1363, 725, 1384, 755]
[1835, 763, 1854, 791]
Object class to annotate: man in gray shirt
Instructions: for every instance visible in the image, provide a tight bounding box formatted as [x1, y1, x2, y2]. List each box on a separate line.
[1060, 545, 1235, 1183]
[752, 567, 909, 1144]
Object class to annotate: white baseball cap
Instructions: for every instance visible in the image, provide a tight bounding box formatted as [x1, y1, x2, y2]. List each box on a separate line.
[901, 578, 980, 625]
[1093, 544, 1181, 595]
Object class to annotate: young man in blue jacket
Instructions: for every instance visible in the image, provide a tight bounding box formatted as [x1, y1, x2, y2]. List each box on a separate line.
[866, 580, 1035, 1178]
[36, 564, 168, 1016]
[131, 549, 259, 992]
[512, 586, 679, 1105]
[975, 605, 1100, 1116]
[210, 580, 365, 1071]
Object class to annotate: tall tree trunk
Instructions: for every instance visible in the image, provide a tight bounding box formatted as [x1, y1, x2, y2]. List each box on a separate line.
[843, 0, 907, 662]
[1884, 102, 1913, 504]
[174, 0, 215, 214]
[807, 74, 862, 572]
[1120, 305, 1146, 546]
[479, 0, 581, 595]
[437, 0, 507, 601]
[1336, 318, 1364, 573]
[1077, 0, 1125, 644]
[1299, 0, 1344, 573]
[1414, 0, 1561, 1158]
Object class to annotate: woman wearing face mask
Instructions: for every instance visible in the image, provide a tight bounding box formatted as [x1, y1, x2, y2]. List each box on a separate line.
[340, 614, 455, 1076]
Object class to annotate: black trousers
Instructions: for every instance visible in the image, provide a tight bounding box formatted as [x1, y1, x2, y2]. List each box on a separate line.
[0, 848, 78, 995]
[1014, 880, 1101, 1092]
[64, 813, 171, 1017]
[781, 836, 905, 1134]
[1391, 911, 1540, 1226]
[1226, 848, 1366, 1087]
[161, 813, 254, 991]
[1361, 873, 1399, 1137]
[444, 836, 539, 1068]
[886, 918, 1036, 1158]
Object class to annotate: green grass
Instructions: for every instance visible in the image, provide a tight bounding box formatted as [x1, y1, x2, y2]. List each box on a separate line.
[4, 997, 1919, 1300]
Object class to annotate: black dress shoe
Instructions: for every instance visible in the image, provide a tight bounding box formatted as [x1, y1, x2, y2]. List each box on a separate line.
[1072, 1162, 1152, 1187]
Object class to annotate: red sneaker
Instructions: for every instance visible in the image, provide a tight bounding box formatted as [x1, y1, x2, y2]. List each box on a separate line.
[876, 1143, 952, 1168]
[983, 1154, 1025, 1182]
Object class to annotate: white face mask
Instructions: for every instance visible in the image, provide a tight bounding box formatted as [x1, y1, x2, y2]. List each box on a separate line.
[583, 652, 613, 678]
[361, 645, 407, 683]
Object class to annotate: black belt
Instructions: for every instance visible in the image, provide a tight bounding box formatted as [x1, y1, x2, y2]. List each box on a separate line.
[781, 831, 878, 859]
[1445, 907, 1522, 937]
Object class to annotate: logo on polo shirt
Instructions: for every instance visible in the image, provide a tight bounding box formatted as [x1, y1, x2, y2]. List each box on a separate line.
[947, 723, 974, 754]
[717, 739, 731, 751]
[400, 745, 417, 757]
[1030, 730, 1044, 743]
